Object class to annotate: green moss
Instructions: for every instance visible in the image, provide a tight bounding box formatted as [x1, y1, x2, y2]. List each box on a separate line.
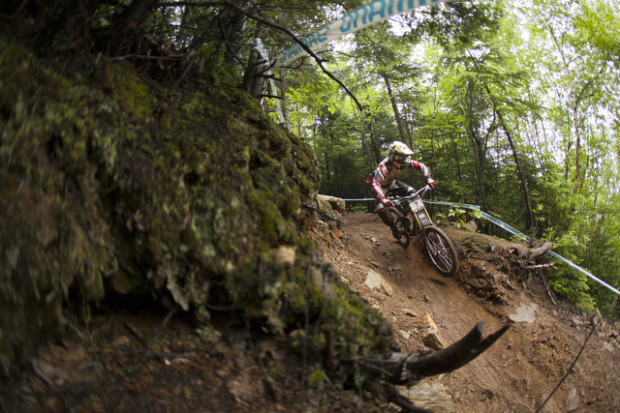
[0, 34, 395, 389]
[104, 63, 153, 119]
[308, 368, 325, 386]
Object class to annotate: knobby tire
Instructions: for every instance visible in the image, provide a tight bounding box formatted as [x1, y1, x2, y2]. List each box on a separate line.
[423, 226, 458, 277]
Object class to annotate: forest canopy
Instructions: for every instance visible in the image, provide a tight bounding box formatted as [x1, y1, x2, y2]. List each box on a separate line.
[261, 0, 620, 315]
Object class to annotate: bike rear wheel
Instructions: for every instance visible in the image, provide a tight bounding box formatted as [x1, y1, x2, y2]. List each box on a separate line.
[423, 226, 459, 277]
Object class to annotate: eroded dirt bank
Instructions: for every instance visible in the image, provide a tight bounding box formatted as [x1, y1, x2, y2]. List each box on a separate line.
[318, 212, 620, 413]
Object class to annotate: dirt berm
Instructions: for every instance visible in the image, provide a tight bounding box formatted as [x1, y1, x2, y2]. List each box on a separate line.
[312, 211, 620, 413]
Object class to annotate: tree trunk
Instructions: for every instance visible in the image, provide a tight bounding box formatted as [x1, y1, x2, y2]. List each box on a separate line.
[450, 135, 464, 190]
[359, 115, 375, 171]
[241, 24, 267, 100]
[323, 152, 331, 185]
[366, 111, 383, 164]
[279, 68, 292, 130]
[489, 92, 537, 236]
[383, 75, 409, 147]
[221, 1, 249, 65]
[469, 129, 487, 209]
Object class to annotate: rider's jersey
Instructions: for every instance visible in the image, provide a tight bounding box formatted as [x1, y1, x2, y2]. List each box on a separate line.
[366, 157, 430, 200]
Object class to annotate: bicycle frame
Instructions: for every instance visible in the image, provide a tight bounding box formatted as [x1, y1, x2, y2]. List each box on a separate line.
[389, 185, 459, 277]
[393, 185, 433, 233]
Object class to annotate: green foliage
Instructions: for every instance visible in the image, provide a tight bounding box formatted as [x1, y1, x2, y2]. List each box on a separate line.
[442, 206, 484, 229]
[281, 0, 620, 313]
[0, 33, 402, 387]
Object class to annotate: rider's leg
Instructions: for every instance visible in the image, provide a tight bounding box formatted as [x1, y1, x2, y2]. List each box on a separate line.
[377, 207, 401, 239]
[388, 181, 414, 233]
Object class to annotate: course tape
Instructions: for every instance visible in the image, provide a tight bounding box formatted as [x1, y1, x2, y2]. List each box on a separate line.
[342, 197, 620, 296]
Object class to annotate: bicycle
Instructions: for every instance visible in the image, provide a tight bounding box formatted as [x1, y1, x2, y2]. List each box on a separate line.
[386, 185, 459, 277]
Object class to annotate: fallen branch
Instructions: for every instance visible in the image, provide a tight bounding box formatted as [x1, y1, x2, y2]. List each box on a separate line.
[539, 272, 557, 305]
[524, 263, 556, 270]
[350, 321, 510, 385]
[374, 322, 510, 386]
[348, 322, 510, 412]
[535, 320, 599, 412]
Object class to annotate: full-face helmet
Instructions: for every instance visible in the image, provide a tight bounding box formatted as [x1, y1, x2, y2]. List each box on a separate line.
[388, 141, 413, 168]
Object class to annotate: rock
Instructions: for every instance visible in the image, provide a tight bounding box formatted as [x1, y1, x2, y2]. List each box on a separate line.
[508, 303, 538, 323]
[272, 245, 296, 266]
[365, 269, 394, 296]
[403, 308, 416, 317]
[567, 387, 580, 412]
[466, 220, 478, 233]
[317, 194, 346, 212]
[415, 313, 446, 350]
[400, 379, 456, 412]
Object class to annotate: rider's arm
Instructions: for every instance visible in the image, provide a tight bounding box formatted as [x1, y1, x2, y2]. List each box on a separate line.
[367, 161, 388, 199]
[408, 159, 434, 185]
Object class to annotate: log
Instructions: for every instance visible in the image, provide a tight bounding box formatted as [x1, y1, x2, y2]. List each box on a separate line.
[361, 322, 510, 387]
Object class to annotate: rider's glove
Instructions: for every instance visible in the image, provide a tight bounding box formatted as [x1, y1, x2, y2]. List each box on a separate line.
[427, 178, 435, 189]
[380, 198, 393, 208]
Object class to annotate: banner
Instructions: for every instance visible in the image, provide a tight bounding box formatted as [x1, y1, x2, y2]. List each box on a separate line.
[273, 0, 447, 68]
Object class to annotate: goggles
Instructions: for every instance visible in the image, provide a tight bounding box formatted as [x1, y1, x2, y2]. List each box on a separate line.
[393, 154, 408, 164]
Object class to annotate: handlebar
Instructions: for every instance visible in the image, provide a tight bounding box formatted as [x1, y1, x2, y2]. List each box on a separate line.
[389, 184, 432, 203]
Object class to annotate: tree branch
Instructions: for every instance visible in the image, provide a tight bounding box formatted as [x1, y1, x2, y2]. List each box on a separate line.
[535, 320, 599, 413]
[239, 8, 365, 112]
[156, 1, 225, 7]
[358, 322, 510, 386]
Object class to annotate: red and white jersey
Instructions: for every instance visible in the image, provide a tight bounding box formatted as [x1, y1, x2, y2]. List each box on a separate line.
[366, 157, 430, 199]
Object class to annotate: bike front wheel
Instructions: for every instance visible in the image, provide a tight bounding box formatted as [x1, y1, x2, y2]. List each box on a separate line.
[423, 226, 459, 277]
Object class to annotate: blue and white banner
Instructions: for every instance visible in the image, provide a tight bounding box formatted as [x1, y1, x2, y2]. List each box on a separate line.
[273, 0, 447, 68]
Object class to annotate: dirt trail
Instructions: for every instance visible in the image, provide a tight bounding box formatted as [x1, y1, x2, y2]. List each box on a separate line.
[4, 211, 619, 413]
[319, 212, 620, 413]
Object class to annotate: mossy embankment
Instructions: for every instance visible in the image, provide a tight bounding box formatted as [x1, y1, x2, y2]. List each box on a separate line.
[0, 37, 394, 381]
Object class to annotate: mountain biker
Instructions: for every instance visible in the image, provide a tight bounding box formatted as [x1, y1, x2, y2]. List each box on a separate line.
[366, 141, 435, 239]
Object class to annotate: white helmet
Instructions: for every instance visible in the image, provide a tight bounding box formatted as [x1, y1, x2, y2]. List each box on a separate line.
[388, 141, 413, 168]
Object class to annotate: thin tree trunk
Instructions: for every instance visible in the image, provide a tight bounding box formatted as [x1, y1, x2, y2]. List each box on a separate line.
[450, 135, 464, 191]
[366, 112, 383, 164]
[242, 23, 266, 99]
[383, 75, 409, 147]
[222, 2, 249, 65]
[497, 111, 536, 236]
[486, 84, 537, 236]
[473, 134, 486, 208]
[279, 68, 291, 130]
[323, 152, 331, 185]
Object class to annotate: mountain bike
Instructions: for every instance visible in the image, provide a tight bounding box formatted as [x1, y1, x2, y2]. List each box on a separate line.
[387, 185, 459, 277]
